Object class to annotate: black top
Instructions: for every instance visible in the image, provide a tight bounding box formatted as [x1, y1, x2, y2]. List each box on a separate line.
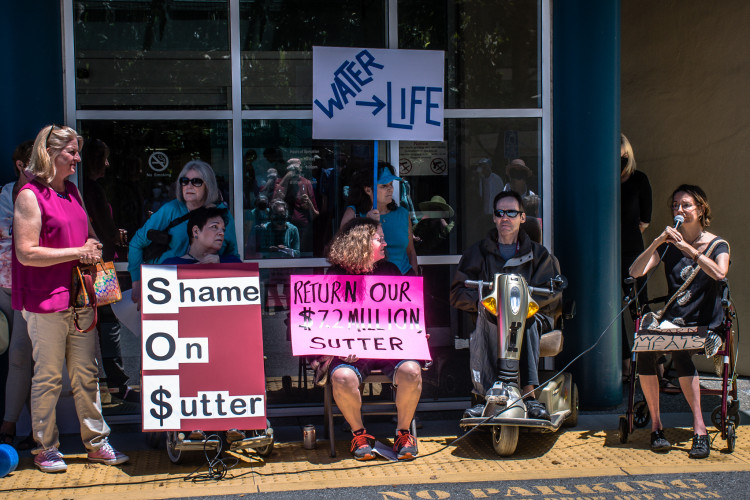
[658, 237, 729, 330]
[326, 259, 401, 276]
[621, 170, 652, 256]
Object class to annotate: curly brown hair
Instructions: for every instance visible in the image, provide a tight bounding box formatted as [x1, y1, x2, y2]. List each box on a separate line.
[327, 217, 381, 274]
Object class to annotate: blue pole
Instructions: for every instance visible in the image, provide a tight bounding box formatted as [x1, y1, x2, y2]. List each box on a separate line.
[553, 0, 621, 408]
[373, 140, 379, 210]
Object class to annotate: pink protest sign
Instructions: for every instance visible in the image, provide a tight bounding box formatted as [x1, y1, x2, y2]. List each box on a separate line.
[290, 274, 431, 361]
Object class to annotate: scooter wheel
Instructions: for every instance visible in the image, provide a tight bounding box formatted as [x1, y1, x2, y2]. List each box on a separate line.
[491, 425, 519, 457]
[253, 419, 274, 457]
[166, 431, 186, 464]
[618, 416, 629, 444]
[633, 400, 650, 428]
[564, 383, 579, 427]
[726, 422, 737, 453]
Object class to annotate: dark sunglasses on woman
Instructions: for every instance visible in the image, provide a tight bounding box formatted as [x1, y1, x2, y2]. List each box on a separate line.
[179, 177, 204, 187]
[494, 209, 522, 218]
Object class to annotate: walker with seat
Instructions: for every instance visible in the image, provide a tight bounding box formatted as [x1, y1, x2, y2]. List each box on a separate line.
[618, 277, 740, 451]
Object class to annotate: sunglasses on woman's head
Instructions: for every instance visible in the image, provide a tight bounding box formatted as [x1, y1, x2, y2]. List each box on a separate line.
[45, 124, 63, 147]
[179, 177, 204, 187]
[494, 209, 522, 218]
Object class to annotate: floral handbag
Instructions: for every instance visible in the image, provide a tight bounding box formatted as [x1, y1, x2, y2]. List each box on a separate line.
[71, 261, 122, 332]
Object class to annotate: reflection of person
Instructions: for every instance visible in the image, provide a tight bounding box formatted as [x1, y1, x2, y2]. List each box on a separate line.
[273, 158, 318, 255]
[82, 139, 134, 402]
[110, 154, 145, 245]
[629, 185, 729, 459]
[503, 158, 539, 217]
[13, 125, 128, 472]
[340, 163, 418, 276]
[0, 140, 34, 449]
[129, 160, 239, 308]
[620, 134, 652, 377]
[325, 217, 421, 461]
[162, 206, 242, 265]
[243, 194, 270, 258]
[413, 195, 454, 255]
[450, 191, 561, 421]
[477, 158, 504, 216]
[254, 199, 300, 258]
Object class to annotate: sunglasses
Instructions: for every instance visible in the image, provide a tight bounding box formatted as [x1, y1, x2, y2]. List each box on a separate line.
[179, 177, 204, 187]
[45, 124, 62, 147]
[494, 209, 522, 218]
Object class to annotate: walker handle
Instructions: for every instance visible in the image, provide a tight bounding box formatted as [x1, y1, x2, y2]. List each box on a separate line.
[720, 279, 731, 308]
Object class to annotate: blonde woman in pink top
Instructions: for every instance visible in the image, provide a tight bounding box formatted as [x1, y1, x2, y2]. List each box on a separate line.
[13, 125, 128, 473]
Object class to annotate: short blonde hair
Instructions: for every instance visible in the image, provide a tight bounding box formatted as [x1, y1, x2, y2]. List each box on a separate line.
[28, 125, 83, 184]
[621, 133, 637, 179]
[327, 218, 381, 274]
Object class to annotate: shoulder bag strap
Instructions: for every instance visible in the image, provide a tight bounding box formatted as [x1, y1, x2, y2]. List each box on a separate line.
[164, 210, 193, 232]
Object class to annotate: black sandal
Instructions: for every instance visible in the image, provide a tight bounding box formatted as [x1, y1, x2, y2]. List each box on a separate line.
[689, 434, 710, 459]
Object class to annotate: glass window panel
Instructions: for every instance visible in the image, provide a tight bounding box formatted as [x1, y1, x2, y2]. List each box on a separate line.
[242, 119, 386, 259]
[77, 120, 232, 263]
[239, 0, 386, 109]
[398, 0, 541, 109]
[74, 1, 230, 109]
[401, 118, 541, 255]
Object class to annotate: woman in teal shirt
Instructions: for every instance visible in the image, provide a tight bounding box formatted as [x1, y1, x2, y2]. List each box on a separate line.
[340, 163, 418, 275]
[128, 160, 239, 307]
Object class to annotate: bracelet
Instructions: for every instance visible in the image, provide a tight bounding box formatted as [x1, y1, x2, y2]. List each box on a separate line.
[693, 252, 701, 262]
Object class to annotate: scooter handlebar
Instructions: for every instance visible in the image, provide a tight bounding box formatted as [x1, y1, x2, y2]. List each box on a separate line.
[464, 279, 491, 290]
[528, 285, 557, 297]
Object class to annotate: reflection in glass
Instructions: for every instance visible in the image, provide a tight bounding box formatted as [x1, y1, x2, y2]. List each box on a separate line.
[78, 120, 231, 263]
[242, 120, 383, 259]
[239, 0, 386, 109]
[74, 1, 230, 109]
[399, 0, 541, 109]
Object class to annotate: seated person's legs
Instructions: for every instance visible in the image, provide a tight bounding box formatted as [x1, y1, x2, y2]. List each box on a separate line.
[329, 359, 375, 460]
[672, 351, 709, 443]
[372, 359, 421, 460]
[637, 351, 671, 451]
[519, 317, 550, 420]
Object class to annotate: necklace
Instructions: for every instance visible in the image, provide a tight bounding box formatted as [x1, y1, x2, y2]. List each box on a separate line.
[187, 251, 200, 261]
[689, 231, 704, 246]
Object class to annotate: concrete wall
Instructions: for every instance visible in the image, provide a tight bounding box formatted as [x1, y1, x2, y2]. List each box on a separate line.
[622, 0, 750, 373]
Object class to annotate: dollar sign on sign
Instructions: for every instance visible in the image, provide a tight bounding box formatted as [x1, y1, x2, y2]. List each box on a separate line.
[150, 385, 172, 427]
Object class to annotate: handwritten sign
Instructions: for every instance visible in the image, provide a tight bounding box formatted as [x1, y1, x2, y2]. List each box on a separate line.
[289, 274, 431, 361]
[632, 326, 708, 352]
[141, 263, 267, 432]
[312, 46, 444, 141]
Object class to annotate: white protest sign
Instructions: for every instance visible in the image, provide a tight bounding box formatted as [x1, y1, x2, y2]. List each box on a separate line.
[141, 265, 261, 315]
[313, 46, 445, 141]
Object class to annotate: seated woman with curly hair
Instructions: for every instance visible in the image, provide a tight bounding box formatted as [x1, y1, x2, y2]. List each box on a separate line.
[323, 217, 422, 461]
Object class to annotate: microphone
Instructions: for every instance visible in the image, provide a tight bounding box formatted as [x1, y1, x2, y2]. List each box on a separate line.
[673, 215, 685, 229]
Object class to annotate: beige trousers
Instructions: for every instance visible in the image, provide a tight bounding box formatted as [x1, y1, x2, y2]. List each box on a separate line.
[23, 307, 110, 453]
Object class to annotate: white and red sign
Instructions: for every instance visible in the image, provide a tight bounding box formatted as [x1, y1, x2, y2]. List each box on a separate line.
[140, 263, 266, 432]
[289, 274, 431, 361]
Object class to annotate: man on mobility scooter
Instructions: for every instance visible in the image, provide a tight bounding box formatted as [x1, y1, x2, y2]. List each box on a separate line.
[450, 191, 561, 421]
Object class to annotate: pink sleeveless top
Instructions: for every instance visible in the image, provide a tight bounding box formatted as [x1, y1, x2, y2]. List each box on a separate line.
[12, 179, 88, 313]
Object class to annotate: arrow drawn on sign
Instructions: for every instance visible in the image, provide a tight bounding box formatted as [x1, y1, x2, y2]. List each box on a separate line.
[355, 95, 386, 115]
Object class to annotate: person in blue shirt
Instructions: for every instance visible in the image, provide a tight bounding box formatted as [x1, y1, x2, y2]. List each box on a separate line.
[340, 163, 418, 275]
[162, 206, 242, 265]
[128, 160, 239, 307]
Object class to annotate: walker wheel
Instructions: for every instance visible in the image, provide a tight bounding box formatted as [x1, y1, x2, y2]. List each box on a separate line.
[618, 416, 629, 444]
[726, 422, 736, 453]
[633, 400, 650, 428]
[712, 402, 741, 432]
